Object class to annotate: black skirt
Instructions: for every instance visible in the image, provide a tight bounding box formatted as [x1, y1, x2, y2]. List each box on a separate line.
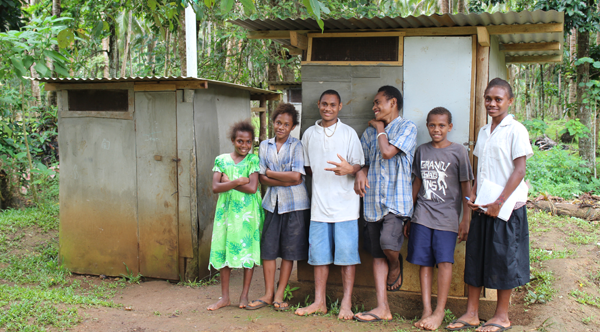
[464, 206, 530, 290]
[260, 205, 310, 261]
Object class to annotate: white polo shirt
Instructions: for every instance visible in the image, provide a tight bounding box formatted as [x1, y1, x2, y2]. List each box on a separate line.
[302, 119, 365, 222]
[473, 115, 533, 204]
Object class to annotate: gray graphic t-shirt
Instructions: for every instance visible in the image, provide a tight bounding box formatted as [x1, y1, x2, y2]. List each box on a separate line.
[412, 142, 474, 233]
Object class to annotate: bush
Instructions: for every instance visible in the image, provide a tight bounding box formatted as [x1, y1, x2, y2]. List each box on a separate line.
[526, 146, 600, 198]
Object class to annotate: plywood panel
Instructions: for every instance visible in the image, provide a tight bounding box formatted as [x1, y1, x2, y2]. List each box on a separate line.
[135, 91, 179, 280]
[58, 116, 138, 277]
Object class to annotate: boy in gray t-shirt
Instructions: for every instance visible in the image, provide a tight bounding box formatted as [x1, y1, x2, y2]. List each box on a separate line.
[404, 107, 474, 331]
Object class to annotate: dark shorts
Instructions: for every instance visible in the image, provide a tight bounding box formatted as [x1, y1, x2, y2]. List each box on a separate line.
[464, 206, 530, 290]
[260, 206, 310, 261]
[363, 213, 407, 259]
[406, 223, 457, 267]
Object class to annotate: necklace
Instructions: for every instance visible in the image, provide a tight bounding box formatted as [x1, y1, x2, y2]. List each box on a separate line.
[323, 120, 338, 138]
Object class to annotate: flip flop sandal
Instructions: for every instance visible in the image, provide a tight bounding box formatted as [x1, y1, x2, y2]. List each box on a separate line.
[480, 323, 512, 332]
[354, 312, 392, 323]
[387, 254, 404, 292]
[446, 319, 481, 331]
[245, 299, 269, 310]
[273, 301, 290, 311]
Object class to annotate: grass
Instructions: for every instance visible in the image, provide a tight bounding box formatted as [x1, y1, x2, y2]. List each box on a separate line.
[177, 273, 220, 288]
[570, 289, 600, 308]
[523, 268, 557, 305]
[530, 248, 575, 263]
[0, 203, 120, 331]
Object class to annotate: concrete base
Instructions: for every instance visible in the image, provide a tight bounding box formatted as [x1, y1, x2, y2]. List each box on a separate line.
[287, 280, 497, 320]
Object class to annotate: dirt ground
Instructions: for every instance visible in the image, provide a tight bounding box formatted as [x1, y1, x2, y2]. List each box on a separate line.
[58, 212, 600, 331]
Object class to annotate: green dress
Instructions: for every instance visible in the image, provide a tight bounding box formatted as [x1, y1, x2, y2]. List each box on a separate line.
[209, 153, 264, 270]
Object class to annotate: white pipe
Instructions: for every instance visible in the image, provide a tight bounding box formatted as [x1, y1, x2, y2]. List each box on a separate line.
[185, 4, 197, 78]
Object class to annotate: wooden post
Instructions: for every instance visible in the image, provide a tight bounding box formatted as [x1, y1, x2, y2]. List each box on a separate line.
[259, 96, 267, 142]
[474, 43, 490, 154]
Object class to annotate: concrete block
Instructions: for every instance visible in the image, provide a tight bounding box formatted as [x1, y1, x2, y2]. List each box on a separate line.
[351, 66, 381, 78]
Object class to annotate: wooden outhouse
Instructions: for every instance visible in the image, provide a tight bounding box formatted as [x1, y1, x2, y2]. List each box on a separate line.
[232, 10, 564, 298]
[38, 77, 279, 280]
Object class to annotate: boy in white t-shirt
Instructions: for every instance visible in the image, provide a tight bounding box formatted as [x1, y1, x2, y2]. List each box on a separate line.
[294, 90, 365, 320]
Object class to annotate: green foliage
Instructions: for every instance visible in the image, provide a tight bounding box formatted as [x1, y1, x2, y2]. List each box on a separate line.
[0, 0, 25, 32]
[523, 119, 549, 138]
[524, 268, 557, 305]
[535, 0, 600, 34]
[526, 146, 600, 197]
[570, 289, 600, 308]
[559, 119, 591, 143]
[120, 263, 143, 284]
[283, 284, 299, 301]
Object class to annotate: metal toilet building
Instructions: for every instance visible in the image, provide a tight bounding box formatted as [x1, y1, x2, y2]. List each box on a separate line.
[232, 9, 564, 302]
[35, 76, 279, 280]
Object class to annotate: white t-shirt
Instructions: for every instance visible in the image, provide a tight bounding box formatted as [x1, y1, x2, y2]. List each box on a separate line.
[302, 119, 365, 222]
[473, 115, 533, 203]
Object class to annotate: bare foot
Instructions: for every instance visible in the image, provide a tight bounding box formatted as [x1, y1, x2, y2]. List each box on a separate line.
[338, 305, 354, 320]
[238, 296, 249, 309]
[414, 309, 433, 329]
[476, 317, 511, 332]
[207, 297, 230, 311]
[294, 302, 327, 316]
[446, 312, 480, 330]
[246, 295, 273, 309]
[420, 310, 445, 331]
[387, 258, 402, 291]
[354, 307, 392, 322]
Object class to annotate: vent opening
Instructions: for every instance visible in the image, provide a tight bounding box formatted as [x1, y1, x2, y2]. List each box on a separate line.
[311, 37, 399, 62]
[68, 89, 129, 112]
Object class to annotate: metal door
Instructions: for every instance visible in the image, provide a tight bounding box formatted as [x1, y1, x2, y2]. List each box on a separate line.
[135, 91, 179, 279]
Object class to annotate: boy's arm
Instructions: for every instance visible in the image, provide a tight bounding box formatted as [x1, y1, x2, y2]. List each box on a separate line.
[259, 173, 302, 187]
[370, 119, 401, 159]
[354, 166, 370, 197]
[458, 180, 472, 243]
[266, 170, 302, 183]
[234, 172, 260, 194]
[412, 177, 422, 205]
[324, 154, 361, 176]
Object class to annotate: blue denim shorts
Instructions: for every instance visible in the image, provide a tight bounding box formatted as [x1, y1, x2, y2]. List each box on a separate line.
[307, 220, 361, 266]
[407, 222, 457, 267]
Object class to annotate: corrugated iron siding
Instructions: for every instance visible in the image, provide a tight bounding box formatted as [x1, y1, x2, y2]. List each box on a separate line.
[230, 10, 565, 58]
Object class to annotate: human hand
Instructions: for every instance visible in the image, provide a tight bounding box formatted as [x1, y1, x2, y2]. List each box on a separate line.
[457, 219, 469, 243]
[403, 220, 411, 238]
[236, 177, 250, 186]
[368, 119, 385, 132]
[466, 195, 480, 212]
[221, 173, 230, 182]
[354, 169, 369, 197]
[287, 178, 303, 187]
[482, 201, 501, 218]
[325, 154, 354, 176]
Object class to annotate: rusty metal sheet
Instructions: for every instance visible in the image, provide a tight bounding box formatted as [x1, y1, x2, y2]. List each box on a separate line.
[177, 90, 194, 259]
[58, 114, 139, 277]
[135, 91, 179, 280]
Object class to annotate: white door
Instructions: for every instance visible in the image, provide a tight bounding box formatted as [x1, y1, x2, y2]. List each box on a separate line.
[403, 36, 473, 149]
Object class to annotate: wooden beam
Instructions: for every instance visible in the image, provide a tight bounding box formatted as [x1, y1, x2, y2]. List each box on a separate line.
[284, 45, 303, 55]
[167, 81, 207, 89]
[251, 107, 266, 113]
[290, 31, 308, 50]
[44, 83, 57, 91]
[308, 31, 405, 38]
[499, 42, 560, 52]
[476, 27, 490, 47]
[474, 42, 490, 166]
[134, 83, 177, 91]
[251, 94, 280, 101]
[247, 30, 291, 39]
[487, 23, 563, 35]
[505, 55, 562, 63]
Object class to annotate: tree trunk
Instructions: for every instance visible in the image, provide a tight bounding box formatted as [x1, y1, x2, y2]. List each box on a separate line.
[120, 11, 133, 77]
[148, 39, 157, 75]
[457, 0, 465, 13]
[102, 37, 110, 78]
[47, 0, 61, 107]
[540, 63, 544, 121]
[568, 29, 577, 109]
[439, 0, 449, 14]
[164, 30, 170, 76]
[108, 19, 119, 77]
[576, 28, 594, 164]
[178, 9, 187, 76]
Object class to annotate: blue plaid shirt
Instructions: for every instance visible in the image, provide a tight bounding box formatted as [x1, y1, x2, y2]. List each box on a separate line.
[259, 136, 310, 214]
[361, 116, 417, 221]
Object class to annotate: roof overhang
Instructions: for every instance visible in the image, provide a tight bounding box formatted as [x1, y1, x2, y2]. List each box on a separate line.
[230, 10, 564, 64]
[30, 76, 281, 101]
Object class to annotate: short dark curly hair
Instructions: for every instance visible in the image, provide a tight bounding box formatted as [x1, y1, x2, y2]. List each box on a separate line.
[271, 103, 299, 127]
[228, 119, 255, 141]
[427, 107, 452, 124]
[377, 85, 403, 111]
[485, 77, 514, 99]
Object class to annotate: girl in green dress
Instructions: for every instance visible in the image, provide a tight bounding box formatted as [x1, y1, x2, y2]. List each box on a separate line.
[207, 120, 264, 311]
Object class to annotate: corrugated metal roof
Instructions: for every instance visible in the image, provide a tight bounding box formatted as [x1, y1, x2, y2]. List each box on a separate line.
[230, 10, 564, 59]
[30, 76, 279, 96]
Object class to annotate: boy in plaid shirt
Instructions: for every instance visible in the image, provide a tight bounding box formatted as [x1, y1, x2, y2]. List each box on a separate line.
[354, 85, 417, 322]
